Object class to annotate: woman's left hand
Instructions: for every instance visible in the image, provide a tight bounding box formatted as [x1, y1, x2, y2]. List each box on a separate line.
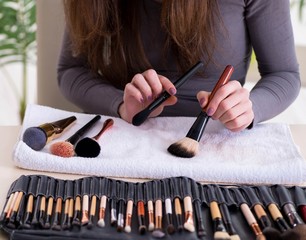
[197, 80, 254, 132]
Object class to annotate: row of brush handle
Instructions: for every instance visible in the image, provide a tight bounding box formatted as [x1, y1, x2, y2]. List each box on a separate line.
[1, 175, 306, 240]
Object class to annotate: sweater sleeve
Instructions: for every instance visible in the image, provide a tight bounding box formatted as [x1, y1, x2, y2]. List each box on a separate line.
[245, 0, 301, 125]
[57, 29, 123, 117]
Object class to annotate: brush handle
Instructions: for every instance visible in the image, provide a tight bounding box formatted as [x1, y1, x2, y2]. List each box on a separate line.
[186, 65, 234, 142]
[186, 111, 210, 141]
[67, 115, 101, 144]
[132, 61, 204, 126]
[149, 61, 204, 111]
[93, 118, 114, 140]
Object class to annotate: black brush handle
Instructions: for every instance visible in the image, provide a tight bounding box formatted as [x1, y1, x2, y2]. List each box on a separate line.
[132, 61, 203, 126]
[186, 111, 210, 141]
[185, 65, 234, 142]
[67, 115, 101, 144]
[148, 61, 204, 111]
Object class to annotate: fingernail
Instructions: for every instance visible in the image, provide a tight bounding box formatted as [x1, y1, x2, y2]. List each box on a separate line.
[199, 97, 206, 107]
[169, 88, 176, 95]
[140, 97, 144, 103]
[147, 95, 153, 101]
[206, 108, 214, 116]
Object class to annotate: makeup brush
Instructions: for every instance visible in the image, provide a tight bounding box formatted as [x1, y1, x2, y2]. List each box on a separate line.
[97, 178, 108, 228]
[50, 115, 101, 157]
[214, 185, 240, 240]
[132, 61, 204, 126]
[22, 115, 77, 151]
[152, 180, 166, 239]
[74, 118, 114, 158]
[124, 182, 135, 233]
[182, 177, 195, 233]
[167, 65, 234, 158]
[144, 181, 155, 231]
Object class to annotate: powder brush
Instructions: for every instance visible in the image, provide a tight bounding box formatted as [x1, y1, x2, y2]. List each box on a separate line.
[22, 115, 77, 151]
[167, 65, 234, 158]
[132, 61, 204, 126]
[50, 115, 101, 157]
[74, 118, 114, 158]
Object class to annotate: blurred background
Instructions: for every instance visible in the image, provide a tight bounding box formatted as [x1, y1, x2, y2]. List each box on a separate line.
[0, 0, 305, 125]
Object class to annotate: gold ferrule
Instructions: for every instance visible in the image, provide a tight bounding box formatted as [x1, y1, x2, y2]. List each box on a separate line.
[81, 210, 89, 223]
[126, 214, 132, 227]
[99, 208, 105, 220]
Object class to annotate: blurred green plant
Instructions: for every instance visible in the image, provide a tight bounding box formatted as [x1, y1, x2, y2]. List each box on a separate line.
[291, 0, 305, 21]
[0, 0, 36, 122]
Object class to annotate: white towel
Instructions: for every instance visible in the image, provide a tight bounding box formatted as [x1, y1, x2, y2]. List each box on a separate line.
[13, 104, 306, 185]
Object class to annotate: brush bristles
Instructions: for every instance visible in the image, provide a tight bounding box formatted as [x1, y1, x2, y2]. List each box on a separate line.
[74, 138, 101, 158]
[184, 222, 195, 232]
[97, 219, 105, 228]
[50, 141, 75, 158]
[22, 127, 47, 151]
[229, 234, 241, 240]
[255, 234, 266, 240]
[214, 231, 231, 240]
[167, 137, 199, 158]
[152, 229, 166, 239]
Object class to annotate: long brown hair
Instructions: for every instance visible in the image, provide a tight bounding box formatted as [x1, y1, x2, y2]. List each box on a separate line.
[63, 0, 221, 88]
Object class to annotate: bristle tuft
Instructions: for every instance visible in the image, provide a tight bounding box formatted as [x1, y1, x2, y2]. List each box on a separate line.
[22, 127, 47, 151]
[97, 219, 105, 228]
[74, 137, 101, 158]
[184, 222, 195, 232]
[50, 141, 75, 157]
[152, 229, 166, 238]
[167, 137, 199, 158]
[230, 234, 241, 240]
[256, 234, 266, 240]
[214, 230, 231, 240]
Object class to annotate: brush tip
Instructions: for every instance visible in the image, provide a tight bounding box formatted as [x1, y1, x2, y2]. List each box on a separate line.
[97, 219, 105, 228]
[22, 127, 47, 151]
[148, 223, 155, 231]
[74, 137, 101, 158]
[132, 108, 151, 126]
[230, 234, 241, 240]
[256, 234, 266, 240]
[124, 225, 131, 233]
[167, 224, 175, 234]
[50, 141, 75, 157]
[183, 222, 195, 232]
[167, 137, 199, 158]
[214, 231, 231, 240]
[152, 229, 166, 238]
[139, 225, 147, 234]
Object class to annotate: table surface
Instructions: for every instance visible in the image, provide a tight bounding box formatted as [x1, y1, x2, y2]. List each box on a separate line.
[0, 125, 305, 239]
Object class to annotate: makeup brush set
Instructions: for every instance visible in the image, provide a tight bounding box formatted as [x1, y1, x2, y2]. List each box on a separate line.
[22, 114, 114, 158]
[1, 175, 306, 240]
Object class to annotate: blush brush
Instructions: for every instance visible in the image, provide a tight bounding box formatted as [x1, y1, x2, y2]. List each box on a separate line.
[132, 61, 204, 126]
[50, 115, 101, 157]
[167, 65, 234, 158]
[74, 118, 114, 158]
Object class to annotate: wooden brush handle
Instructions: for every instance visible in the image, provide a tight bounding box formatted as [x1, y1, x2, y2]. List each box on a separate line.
[204, 65, 234, 111]
[93, 118, 114, 140]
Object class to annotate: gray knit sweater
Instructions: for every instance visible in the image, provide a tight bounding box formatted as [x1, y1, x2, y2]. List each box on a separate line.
[57, 0, 300, 126]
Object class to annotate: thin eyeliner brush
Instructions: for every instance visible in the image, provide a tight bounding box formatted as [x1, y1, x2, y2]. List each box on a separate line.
[132, 61, 204, 126]
[167, 65, 234, 158]
[191, 180, 207, 239]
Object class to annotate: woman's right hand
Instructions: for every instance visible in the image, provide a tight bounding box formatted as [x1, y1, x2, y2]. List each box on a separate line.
[118, 69, 177, 123]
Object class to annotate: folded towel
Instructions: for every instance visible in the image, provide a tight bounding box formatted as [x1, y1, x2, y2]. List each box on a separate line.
[13, 104, 306, 185]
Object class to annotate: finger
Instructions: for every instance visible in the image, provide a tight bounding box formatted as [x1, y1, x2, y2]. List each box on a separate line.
[141, 69, 163, 99]
[223, 111, 254, 132]
[124, 82, 145, 104]
[196, 91, 210, 108]
[158, 75, 176, 96]
[206, 80, 242, 116]
[162, 95, 178, 107]
[131, 73, 154, 101]
[213, 87, 251, 120]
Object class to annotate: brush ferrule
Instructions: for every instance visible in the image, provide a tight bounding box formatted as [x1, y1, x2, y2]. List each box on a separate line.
[186, 111, 210, 141]
[250, 223, 262, 236]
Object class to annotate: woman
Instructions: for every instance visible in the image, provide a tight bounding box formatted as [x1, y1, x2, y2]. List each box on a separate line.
[58, 0, 300, 132]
